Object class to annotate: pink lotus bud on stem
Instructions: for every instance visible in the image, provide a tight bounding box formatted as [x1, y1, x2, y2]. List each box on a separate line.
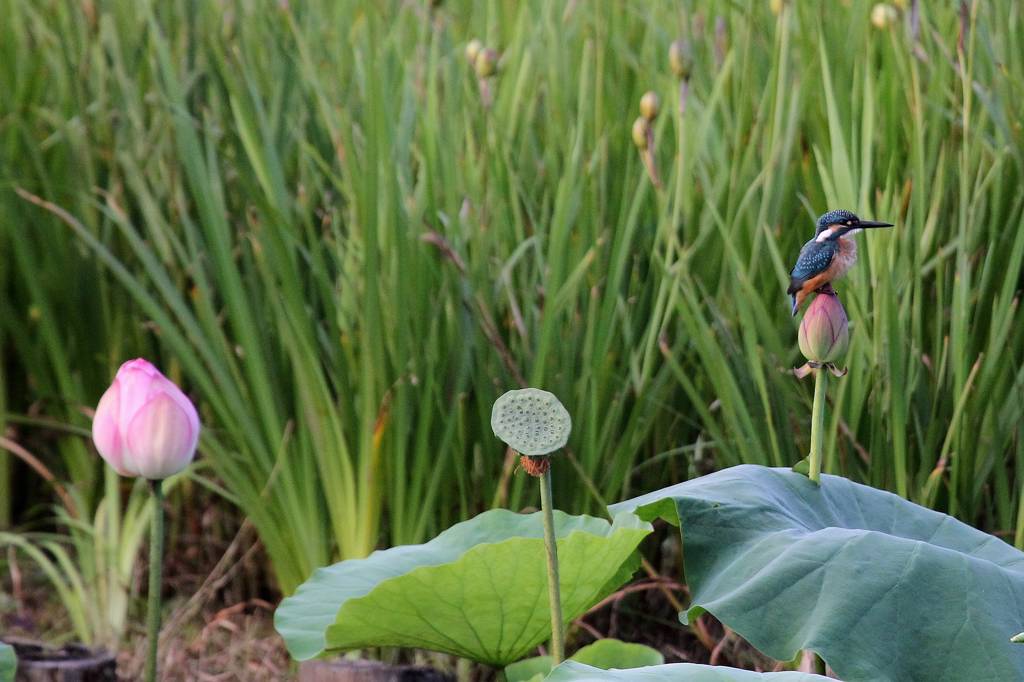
[793, 293, 849, 484]
[798, 292, 849, 364]
[92, 358, 200, 480]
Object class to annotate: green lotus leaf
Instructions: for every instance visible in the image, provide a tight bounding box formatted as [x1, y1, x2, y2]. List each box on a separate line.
[505, 655, 554, 682]
[275, 509, 651, 666]
[545, 661, 830, 681]
[610, 465, 1024, 682]
[0, 642, 14, 682]
[505, 639, 664, 682]
[570, 639, 664, 669]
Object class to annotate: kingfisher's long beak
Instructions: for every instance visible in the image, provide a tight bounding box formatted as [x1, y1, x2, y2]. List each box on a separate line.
[856, 219, 894, 229]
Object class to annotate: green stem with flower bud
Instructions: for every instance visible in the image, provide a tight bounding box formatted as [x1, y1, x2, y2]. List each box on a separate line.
[538, 463, 565, 663]
[145, 479, 164, 682]
[808, 369, 828, 484]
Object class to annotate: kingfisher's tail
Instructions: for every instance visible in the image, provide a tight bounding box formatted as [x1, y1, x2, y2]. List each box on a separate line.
[790, 294, 799, 317]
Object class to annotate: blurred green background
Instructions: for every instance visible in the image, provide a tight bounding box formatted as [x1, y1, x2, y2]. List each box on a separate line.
[1, 0, 1022, 626]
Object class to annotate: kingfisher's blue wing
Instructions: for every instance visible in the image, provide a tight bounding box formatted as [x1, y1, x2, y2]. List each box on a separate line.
[789, 240, 837, 282]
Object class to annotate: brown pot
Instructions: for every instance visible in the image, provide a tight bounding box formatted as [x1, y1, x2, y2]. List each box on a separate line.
[7, 640, 116, 682]
[297, 659, 453, 682]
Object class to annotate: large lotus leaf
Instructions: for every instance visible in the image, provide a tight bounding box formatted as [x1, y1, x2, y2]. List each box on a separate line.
[545, 661, 830, 681]
[506, 638, 664, 682]
[0, 642, 13, 682]
[275, 509, 651, 666]
[609, 465, 1024, 682]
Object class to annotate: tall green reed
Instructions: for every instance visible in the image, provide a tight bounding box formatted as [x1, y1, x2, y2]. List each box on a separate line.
[4, 0, 688, 592]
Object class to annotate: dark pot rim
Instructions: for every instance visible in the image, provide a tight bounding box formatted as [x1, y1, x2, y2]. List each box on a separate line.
[3, 639, 116, 669]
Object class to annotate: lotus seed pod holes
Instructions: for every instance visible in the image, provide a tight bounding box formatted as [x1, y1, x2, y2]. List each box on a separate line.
[490, 388, 572, 457]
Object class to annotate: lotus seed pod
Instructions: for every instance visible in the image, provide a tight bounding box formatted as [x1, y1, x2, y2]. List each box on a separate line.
[631, 117, 650, 150]
[465, 38, 483, 65]
[769, 0, 784, 16]
[870, 3, 898, 29]
[490, 388, 572, 457]
[475, 47, 499, 78]
[668, 39, 692, 79]
[639, 91, 660, 121]
[798, 293, 850, 364]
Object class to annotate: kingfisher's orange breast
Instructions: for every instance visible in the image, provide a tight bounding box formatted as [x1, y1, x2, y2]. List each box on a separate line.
[827, 237, 857, 281]
[794, 237, 860, 306]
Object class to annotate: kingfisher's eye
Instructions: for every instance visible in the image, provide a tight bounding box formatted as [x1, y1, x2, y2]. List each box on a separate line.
[846, 220, 853, 225]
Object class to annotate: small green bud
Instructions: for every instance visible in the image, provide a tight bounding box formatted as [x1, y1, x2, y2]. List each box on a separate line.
[668, 39, 692, 79]
[475, 47, 499, 78]
[639, 91, 660, 121]
[798, 293, 850, 364]
[465, 39, 483, 65]
[631, 117, 650, 150]
[871, 3, 899, 29]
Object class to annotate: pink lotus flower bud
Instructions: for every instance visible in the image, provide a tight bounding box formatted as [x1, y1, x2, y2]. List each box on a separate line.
[92, 359, 200, 480]
[798, 293, 849, 363]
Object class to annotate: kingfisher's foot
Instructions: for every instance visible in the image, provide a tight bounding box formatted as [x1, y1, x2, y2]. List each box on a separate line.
[815, 283, 837, 297]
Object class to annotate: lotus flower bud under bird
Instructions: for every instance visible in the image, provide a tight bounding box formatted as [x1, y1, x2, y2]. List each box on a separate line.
[798, 293, 850, 364]
[92, 358, 200, 480]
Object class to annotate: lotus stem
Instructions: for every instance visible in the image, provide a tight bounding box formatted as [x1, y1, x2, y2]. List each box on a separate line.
[145, 479, 165, 682]
[678, 79, 689, 115]
[641, 123, 662, 190]
[538, 465, 565, 663]
[809, 369, 828, 484]
[477, 76, 493, 109]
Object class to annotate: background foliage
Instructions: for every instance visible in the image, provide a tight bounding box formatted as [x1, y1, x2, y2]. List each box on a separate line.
[1, 0, 1023, 599]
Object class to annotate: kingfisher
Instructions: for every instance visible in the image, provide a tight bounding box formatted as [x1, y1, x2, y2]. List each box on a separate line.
[788, 209, 893, 315]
